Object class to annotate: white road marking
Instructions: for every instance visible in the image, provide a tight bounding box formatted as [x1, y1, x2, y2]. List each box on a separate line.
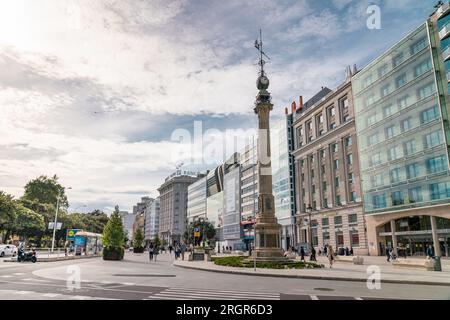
[310, 295, 319, 300]
[1, 275, 13, 278]
[43, 293, 61, 298]
[354, 297, 363, 300]
[16, 291, 34, 295]
[13, 273, 25, 276]
[149, 288, 280, 300]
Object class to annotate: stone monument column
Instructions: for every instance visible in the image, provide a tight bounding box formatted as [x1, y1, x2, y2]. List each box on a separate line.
[252, 30, 284, 260]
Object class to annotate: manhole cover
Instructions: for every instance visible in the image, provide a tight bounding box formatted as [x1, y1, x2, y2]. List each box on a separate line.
[313, 288, 334, 292]
[113, 274, 176, 277]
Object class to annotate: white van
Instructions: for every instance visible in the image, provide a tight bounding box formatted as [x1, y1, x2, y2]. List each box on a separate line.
[0, 245, 18, 257]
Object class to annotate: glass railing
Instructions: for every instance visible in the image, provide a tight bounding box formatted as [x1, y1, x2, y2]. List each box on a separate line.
[439, 22, 450, 39]
[443, 46, 450, 61]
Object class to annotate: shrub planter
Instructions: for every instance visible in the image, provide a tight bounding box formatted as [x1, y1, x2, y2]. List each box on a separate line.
[133, 247, 144, 253]
[211, 256, 324, 269]
[103, 247, 124, 261]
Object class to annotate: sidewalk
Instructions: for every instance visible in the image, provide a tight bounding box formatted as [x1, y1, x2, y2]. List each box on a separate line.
[173, 255, 450, 286]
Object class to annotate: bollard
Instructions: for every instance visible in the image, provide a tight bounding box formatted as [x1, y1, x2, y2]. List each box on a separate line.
[434, 256, 442, 272]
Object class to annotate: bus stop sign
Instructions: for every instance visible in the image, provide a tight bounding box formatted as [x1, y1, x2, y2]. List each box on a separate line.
[194, 227, 200, 238]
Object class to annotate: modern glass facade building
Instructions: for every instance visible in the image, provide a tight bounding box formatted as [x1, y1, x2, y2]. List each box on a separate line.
[271, 116, 296, 250]
[352, 19, 450, 256]
[187, 177, 207, 222]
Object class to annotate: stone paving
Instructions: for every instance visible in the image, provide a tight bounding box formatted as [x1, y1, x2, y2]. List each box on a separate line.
[173, 254, 450, 286]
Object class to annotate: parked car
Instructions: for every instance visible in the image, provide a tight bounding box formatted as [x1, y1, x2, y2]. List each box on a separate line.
[0, 244, 18, 257]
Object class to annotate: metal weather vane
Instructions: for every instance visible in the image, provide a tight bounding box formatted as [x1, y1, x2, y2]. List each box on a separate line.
[254, 29, 270, 76]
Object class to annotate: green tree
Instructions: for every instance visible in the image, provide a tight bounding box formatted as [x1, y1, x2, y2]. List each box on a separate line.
[153, 236, 161, 249]
[102, 206, 125, 260]
[13, 204, 45, 242]
[22, 175, 69, 209]
[184, 219, 216, 246]
[0, 191, 17, 243]
[133, 228, 144, 249]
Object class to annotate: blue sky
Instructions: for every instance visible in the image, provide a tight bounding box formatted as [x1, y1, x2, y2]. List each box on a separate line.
[0, 0, 439, 212]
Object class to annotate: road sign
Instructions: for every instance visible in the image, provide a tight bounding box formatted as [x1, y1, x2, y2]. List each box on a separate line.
[194, 232, 201, 237]
[48, 222, 62, 230]
[66, 229, 82, 241]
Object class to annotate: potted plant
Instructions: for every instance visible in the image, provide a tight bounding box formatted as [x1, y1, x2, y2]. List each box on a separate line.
[133, 228, 144, 253]
[102, 206, 125, 261]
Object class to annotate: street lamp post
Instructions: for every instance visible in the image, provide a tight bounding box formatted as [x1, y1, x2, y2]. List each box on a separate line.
[307, 204, 313, 253]
[51, 187, 71, 252]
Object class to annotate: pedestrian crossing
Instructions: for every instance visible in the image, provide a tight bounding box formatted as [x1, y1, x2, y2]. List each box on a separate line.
[145, 287, 280, 300]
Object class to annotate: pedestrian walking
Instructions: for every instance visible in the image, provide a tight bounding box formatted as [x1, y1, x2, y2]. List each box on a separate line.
[300, 246, 305, 262]
[181, 243, 187, 260]
[169, 245, 173, 254]
[327, 245, 334, 268]
[310, 246, 317, 262]
[323, 245, 328, 256]
[426, 244, 434, 259]
[149, 244, 154, 261]
[386, 247, 391, 262]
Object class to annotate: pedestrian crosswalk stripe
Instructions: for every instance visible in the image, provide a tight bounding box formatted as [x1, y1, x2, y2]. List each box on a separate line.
[310, 295, 319, 300]
[164, 289, 279, 299]
[169, 287, 279, 296]
[354, 297, 363, 300]
[147, 295, 190, 300]
[13, 273, 25, 276]
[43, 293, 61, 298]
[16, 291, 33, 295]
[22, 278, 49, 282]
[1, 275, 13, 278]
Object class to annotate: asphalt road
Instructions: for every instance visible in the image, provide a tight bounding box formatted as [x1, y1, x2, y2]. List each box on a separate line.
[0, 252, 449, 300]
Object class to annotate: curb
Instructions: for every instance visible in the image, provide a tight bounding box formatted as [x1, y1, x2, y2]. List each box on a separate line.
[173, 262, 450, 287]
[3, 255, 101, 263]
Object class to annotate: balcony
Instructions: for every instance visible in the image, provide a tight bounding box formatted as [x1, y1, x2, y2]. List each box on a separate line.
[437, 3, 450, 20]
[443, 46, 450, 61]
[439, 21, 450, 40]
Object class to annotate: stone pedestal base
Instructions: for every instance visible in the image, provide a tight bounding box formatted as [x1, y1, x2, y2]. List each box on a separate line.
[253, 208, 285, 261]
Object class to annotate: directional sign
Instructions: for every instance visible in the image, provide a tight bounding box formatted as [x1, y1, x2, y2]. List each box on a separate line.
[48, 222, 62, 230]
[194, 228, 200, 237]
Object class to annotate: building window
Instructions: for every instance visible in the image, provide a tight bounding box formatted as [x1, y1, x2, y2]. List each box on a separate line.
[312, 185, 316, 194]
[425, 131, 443, 149]
[329, 122, 336, 130]
[385, 125, 396, 139]
[367, 113, 378, 126]
[371, 153, 382, 167]
[401, 118, 412, 132]
[334, 159, 339, 170]
[383, 104, 395, 118]
[335, 195, 342, 206]
[397, 95, 409, 109]
[334, 216, 342, 226]
[417, 83, 435, 100]
[393, 52, 404, 67]
[322, 232, 330, 243]
[390, 168, 401, 183]
[335, 177, 339, 188]
[409, 187, 423, 203]
[373, 194, 387, 209]
[395, 73, 407, 88]
[332, 143, 338, 153]
[350, 231, 360, 247]
[406, 163, 420, 179]
[310, 155, 315, 164]
[348, 172, 354, 183]
[321, 165, 325, 174]
[381, 84, 391, 97]
[322, 218, 329, 227]
[378, 63, 389, 77]
[350, 192, 357, 202]
[426, 155, 447, 174]
[311, 170, 315, 179]
[388, 146, 400, 161]
[312, 201, 317, 210]
[296, 126, 303, 147]
[414, 58, 432, 77]
[368, 133, 380, 146]
[345, 136, 352, 147]
[347, 154, 353, 165]
[371, 173, 384, 188]
[320, 149, 326, 159]
[392, 191, 404, 206]
[323, 198, 328, 208]
[404, 140, 416, 156]
[348, 213, 358, 224]
[322, 181, 327, 192]
[430, 182, 450, 200]
[340, 97, 349, 122]
[421, 105, 440, 124]
[410, 37, 427, 55]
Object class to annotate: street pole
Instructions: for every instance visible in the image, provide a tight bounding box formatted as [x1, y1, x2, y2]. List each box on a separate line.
[252, 135, 256, 271]
[51, 194, 60, 253]
[307, 204, 313, 253]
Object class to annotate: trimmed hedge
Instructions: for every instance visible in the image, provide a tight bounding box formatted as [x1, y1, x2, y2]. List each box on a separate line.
[103, 246, 124, 261]
[212, 256, 324, 269]
[133, 247, 144, 253]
